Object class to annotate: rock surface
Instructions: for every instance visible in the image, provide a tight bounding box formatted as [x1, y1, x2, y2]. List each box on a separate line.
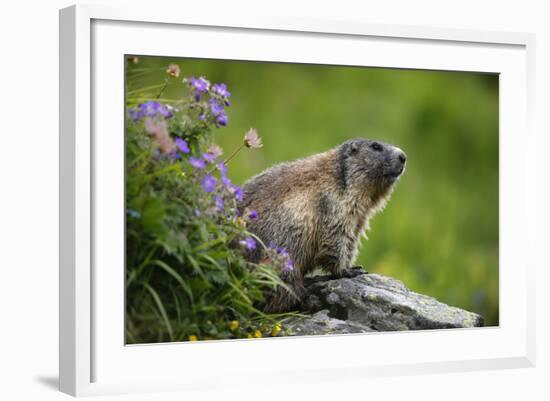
[285, 273, 484, 336]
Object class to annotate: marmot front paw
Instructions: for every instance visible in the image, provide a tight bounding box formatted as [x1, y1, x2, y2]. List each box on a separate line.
[333, 266, 368, 279]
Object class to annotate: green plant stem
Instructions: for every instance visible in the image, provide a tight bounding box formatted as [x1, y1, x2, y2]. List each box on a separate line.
[156, 78, 169, 99]
[224, 143, 245, 165]
[126, 83, 165, 95]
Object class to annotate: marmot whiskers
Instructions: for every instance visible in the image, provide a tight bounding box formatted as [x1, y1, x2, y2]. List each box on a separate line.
[241, 138, 406, 312]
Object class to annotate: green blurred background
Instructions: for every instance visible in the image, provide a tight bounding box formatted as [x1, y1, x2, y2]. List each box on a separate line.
[127, 56, 499, 326]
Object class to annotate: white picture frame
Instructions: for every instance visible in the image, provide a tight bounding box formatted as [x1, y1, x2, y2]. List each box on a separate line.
[59, 3, 536, 397]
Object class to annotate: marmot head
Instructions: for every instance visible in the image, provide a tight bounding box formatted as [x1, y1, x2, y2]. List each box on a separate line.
[337, 138, 406, 200]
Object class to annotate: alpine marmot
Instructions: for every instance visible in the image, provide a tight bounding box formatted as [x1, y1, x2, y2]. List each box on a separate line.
[241, 138, 406, 311]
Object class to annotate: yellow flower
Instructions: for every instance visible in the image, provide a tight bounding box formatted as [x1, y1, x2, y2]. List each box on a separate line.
[254, 330, 262, 338]
[188, 335, 198, 341]
[247, 333, 253, 339]
[271, 323, 282, 337]
[229, 320, 239, 331]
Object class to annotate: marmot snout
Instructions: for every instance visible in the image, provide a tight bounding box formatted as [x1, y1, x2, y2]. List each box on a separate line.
[241, 138, 406, 311]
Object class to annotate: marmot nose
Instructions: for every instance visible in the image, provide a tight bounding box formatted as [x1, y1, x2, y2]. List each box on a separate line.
[398, 151, 407, 164]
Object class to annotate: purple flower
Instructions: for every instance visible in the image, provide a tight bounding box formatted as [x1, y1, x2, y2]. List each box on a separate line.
[129, 108, 141, 122]
[143, 101, 173, 118]
[202, 152, 217, 163]
[231, 184, 243, 202]
[249, 210, 258, 220]
[277, 247, 289, 258]
[158, 104, 174, 118]
[199, 113, 206, 121]
[175, 137, 190, 153]
[213, 195, 224, 212]
[189, 157, 206, 170]
[217, 161, 227, 177]
[221, 176, 231, 188]
[141, 101, 159, 117]
[189, 76, 210, 100]
[192, 76, 210, 91]
[129, 101, 174, 122]
[212, 83, 231, 98]
[240, 236, 256, 251]
[267, 243, 294, 272]
[217, 161, 231, 187]
[202, 174, 217, 193]
[208, 98, 229, 126]
[194, 208, 201, 217]
[209, 98, 224, 116]
[216, 112, 228, 127]
[284, 258, 294, 272]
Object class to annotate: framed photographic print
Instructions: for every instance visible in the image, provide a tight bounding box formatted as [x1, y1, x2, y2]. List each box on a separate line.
[59, 4, 536, 397]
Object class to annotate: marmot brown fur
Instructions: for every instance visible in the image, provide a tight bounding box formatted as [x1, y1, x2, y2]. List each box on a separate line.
[241, 138, 406, 312]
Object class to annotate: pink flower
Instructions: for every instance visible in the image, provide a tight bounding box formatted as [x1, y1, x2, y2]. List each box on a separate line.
[203, 145, 223, 163]
[244, 128, 262, 149]
[144, 117, 176, 154]
[166, 64, 181, 78]
[207, 144, 223, 158]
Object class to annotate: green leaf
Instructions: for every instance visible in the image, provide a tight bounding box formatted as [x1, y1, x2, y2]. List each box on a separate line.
[149, 259, 193, 303]
[206, 269, 229, 285]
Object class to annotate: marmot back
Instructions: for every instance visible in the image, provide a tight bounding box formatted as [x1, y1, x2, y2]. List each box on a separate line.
[241, 138, 407, 312]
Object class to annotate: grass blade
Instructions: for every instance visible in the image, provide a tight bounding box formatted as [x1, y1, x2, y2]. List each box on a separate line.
[143, 283, 174, 340]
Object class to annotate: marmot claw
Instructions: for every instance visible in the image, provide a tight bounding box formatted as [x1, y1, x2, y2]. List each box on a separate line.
[333, 266, 368, 279]
[347, 266, 368, 277]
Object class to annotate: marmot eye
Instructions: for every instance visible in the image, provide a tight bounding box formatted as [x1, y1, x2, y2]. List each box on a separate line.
[370, 142, 383, 152]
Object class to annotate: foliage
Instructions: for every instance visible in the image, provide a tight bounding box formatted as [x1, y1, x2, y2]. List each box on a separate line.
[125, 65, 294, 343]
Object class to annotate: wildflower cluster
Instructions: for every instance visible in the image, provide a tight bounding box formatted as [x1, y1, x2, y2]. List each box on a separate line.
[125, 62, 294, 344]
[186, 76, 231, 127]
[182, 142, 247, 221]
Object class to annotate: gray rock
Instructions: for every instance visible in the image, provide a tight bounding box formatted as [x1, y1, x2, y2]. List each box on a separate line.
[284, 310, 375, 336]
[285, 273, 483, 336]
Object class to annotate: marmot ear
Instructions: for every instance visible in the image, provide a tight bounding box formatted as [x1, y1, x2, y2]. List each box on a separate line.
[349, 141, 359, 155]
